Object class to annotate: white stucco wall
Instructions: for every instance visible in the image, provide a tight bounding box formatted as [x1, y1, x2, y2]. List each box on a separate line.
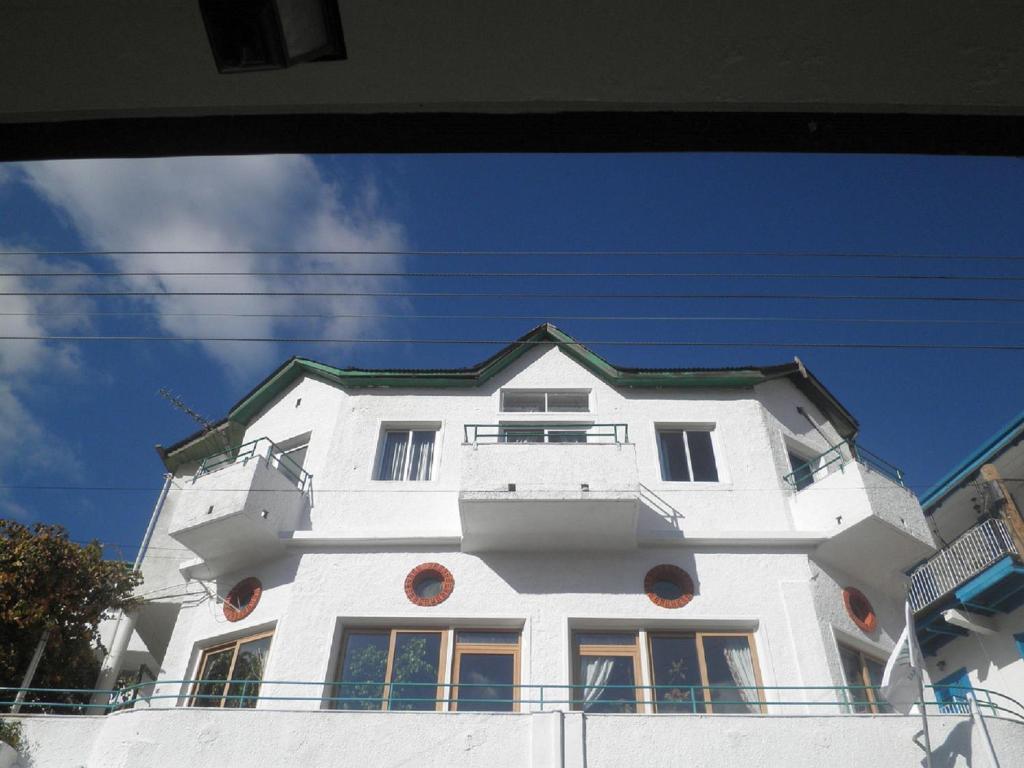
[925, 602, 1024, 712]
[12, 709, 1024, 768]
[80, 342, 974, 768]
[210, 344, 928, 546]
[148, 547, 863, 713]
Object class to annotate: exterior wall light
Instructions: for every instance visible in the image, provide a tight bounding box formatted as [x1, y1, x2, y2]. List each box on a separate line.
[199, 0, 347, 74]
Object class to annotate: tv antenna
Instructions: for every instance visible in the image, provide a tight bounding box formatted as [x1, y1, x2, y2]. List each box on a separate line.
[158, 388, 230, 450]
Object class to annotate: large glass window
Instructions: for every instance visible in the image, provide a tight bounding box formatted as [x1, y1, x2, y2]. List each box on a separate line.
[656, 429, 719, 482]
[452, 631, 521, 712]
[838, 644, 892, 714]
[190, 631, 273, 708]
[333, 629, 445, 711]
[571, 630, 763, 714]
[573, 632, 642, 713]
[333, 628, 521, 712]
[648, 632, 762, 714]
[376, 429, 436, 481]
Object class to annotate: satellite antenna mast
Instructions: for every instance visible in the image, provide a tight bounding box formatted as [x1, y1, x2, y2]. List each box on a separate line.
[158, 388, 230, 451]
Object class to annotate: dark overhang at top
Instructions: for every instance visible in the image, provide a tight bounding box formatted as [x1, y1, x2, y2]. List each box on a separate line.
[156, 323, 859, 471]
[920, 408, 1024, 516]
[4, 2, 1024, 161]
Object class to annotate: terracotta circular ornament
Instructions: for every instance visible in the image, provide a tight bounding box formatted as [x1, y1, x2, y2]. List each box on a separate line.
[223, 577, 262, 622]
[405, 563, 455, 607]
[843, 587, 877, 633]
[644, 564, 695, 609]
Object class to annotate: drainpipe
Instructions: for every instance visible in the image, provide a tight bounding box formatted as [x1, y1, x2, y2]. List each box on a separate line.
[90, 473, 173, 707]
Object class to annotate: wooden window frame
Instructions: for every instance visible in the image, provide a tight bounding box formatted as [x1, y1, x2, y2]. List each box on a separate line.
[646, 630, 765, 714]
[450, 632, 522, 712]
[571, 631, 645, 713]
[334, 627, 524, 712]
[188, 629, 274, 708]
[838, 643, 889, 714]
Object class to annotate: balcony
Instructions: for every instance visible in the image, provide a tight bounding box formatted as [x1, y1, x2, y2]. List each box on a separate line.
[908, 517, 1024, 655]
[168, 438, 311, 577]
[785, 441, 935, 582]
[458, 424, 639, 552]
[7, 680, 1024, 768]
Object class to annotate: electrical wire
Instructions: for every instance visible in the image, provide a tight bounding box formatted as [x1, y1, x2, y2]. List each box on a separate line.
[1, 336, 1023, 351]
[3, 269, 1023, 282]
[2, 249, 1024, 261]
[0, 310, 1023, 326]
[4, 289, 1024, 302]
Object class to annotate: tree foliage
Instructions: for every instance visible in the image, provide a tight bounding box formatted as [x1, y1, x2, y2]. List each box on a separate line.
[0, 521, 142, 710]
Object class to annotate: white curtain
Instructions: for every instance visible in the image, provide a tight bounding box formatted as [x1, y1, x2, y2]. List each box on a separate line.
[408, 432, 435, 480]
[581, 657, 615, 710]
[722, 642, 758, 711]
[381, 432, 408, 480]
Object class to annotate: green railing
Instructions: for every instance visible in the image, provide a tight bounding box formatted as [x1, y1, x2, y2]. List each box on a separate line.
[464, 423, 629, 445]
[196, 437, 312, 493]
[782, 439, 905, 490]
[4, 681, 1022, 721]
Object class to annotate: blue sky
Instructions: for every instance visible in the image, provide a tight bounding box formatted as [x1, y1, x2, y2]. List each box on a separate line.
[0, 152, 1022, 561]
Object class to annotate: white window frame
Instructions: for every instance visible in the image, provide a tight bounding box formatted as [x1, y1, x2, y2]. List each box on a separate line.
[500, 389, 591, 414]
[654, 425, 721, 484]
[374, 426, 439, 482]
[498, 423, 591, 443]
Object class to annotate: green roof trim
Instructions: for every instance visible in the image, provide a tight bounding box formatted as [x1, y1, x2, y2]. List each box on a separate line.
[160, 323, 858, 469]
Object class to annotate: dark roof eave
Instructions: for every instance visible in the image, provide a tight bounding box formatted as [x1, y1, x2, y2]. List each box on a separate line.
[920, 407, 1024, 514]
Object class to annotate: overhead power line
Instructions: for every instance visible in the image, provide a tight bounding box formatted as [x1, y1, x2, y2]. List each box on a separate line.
[2, 249, 1024, 261]
[2, 336, 1023, 351]
[2, 269, 1023, 282]
[3, 289, 1024, 303]
[2, 310, 1022, 326]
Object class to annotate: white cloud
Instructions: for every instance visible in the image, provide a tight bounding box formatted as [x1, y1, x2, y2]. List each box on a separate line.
[0, 247, 91, 519]
[18, 155, 408, 378]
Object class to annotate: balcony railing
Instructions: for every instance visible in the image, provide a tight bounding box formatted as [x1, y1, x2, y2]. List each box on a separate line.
[4, 681, 1023, 721]
[464, 423, 629, 445]
[782, 439, 905, 490]
[196, 437, 312, 493]
[909, 517, 1019, 613]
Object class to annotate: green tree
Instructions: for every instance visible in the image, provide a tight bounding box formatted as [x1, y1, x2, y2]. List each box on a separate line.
[0, 521, 142, 713]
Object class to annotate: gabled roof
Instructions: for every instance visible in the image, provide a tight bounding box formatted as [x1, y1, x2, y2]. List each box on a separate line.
[919, 407, 1024, 514]
[157, 323, 858, 470]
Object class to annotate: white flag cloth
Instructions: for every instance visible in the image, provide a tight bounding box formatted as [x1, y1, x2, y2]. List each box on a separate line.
[881, 600, 924, 715]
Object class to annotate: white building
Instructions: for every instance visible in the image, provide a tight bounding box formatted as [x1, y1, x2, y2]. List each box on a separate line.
[12, 324, 1024, 767]
[910, 408, 1024, 711]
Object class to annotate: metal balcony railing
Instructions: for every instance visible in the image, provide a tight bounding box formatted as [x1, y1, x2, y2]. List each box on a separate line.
[3, 681, 1023, 721]
[782, 439, 905, 490]
[195, 437, 312, 493]
[464, 423, 629, 445]
[908, 517, 1018, 613]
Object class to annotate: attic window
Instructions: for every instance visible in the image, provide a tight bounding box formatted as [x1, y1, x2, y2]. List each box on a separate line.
[501, 390, 589, 413]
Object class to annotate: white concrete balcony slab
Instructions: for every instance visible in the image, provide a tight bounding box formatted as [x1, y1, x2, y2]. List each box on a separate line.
[168, 439, 310, 577]
[788, 451, 935, 582]
[459, 427, 639, 551]
[13, 706, 1024, 768]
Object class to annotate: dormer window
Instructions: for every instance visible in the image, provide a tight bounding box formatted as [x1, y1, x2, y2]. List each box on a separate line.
[501, 389, 589, 413]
